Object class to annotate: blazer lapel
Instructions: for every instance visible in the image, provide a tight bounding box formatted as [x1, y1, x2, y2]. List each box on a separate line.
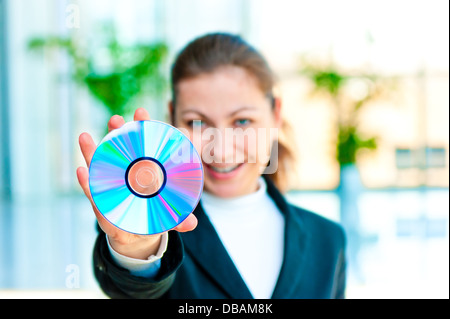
[181, 203, 253, 299]
[270, 206, 311, 298]
[265, 177, 312, 299]
[181, 176, 311, 299]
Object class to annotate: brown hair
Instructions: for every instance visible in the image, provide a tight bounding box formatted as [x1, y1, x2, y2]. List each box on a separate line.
[170, 32, 297, 192]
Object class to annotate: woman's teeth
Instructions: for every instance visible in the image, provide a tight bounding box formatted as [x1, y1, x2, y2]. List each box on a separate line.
[209, 164, 240, 173]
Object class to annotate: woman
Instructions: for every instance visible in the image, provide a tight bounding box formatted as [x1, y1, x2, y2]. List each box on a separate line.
[77, 33, 346, 299]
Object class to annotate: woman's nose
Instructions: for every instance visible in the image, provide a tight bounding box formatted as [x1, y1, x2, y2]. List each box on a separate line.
[202, 126, 237, 164]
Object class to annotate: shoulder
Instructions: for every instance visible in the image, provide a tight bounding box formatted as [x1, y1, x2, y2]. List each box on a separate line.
[287, 203, 346, 250]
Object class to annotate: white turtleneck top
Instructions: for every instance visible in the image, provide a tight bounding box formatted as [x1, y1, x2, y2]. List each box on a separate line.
[108, 177, 285, 299]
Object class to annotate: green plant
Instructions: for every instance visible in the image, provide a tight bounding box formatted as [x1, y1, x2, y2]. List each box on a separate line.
[28, 24, 168, 118]
[299, 57, 395, 167]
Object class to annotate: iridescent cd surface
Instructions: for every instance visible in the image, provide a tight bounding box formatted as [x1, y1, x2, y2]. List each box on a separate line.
[89, 120, 203, 235]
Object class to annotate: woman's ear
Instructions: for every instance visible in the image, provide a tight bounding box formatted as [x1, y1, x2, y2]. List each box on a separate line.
[168, 101, 175, 126]
[273, 97, 283, 129]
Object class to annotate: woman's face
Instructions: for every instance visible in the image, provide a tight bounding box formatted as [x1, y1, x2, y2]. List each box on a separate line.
[172, 66, 281, 198]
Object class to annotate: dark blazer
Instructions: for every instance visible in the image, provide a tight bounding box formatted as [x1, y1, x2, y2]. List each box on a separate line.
[93, 176, 347, 299]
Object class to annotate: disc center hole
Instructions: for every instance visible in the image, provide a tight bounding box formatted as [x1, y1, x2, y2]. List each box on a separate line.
[127, 160, 164, 196]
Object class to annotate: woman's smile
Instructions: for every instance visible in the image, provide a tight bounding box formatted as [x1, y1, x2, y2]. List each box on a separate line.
[204, 163, 244, 180]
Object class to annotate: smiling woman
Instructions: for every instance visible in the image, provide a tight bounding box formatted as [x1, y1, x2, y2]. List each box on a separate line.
[170, 33, 297, 195]
[174, 66, 277, 197]
[85, 33, 347, 300]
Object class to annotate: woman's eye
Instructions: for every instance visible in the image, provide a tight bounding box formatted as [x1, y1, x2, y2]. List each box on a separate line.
[188, 120, 204, 127]
[235, 119, 250, 126]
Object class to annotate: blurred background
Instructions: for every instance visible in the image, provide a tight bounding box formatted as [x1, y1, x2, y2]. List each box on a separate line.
[0, 0, 448, 298]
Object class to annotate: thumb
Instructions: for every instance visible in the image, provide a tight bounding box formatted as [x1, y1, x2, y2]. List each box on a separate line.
[173, 214, 198, 233]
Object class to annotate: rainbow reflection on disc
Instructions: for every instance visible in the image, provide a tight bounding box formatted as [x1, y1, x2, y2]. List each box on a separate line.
[89, 120, 203, 235]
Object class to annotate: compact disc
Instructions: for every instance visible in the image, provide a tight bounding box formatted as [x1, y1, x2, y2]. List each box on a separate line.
[89, 120, 203, 235]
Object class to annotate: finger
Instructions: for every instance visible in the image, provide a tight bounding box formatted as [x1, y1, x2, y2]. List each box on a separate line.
[77, 166, 119, 234]
[134, 108, 151, 121]
[173, 214, 198, 233]
[76, 166, 93, 200]
[108, 115, 126, 132]
[76, 167, 111, 224]
[79, 132, 97, 167]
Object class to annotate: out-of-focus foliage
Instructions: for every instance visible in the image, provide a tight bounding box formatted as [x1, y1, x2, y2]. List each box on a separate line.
[28, 24, 168, 117]
[300, 57, 397, 167]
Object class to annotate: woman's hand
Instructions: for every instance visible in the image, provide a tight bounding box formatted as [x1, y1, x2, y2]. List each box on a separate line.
[76, 108, 198, 260]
